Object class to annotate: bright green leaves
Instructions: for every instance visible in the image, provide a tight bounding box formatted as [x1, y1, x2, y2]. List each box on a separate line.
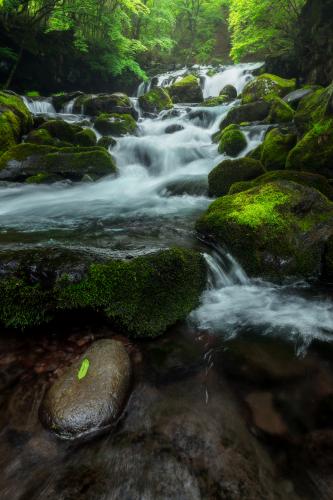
[78, 358, 90, 380]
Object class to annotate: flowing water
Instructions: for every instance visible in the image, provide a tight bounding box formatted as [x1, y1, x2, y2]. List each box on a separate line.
[0, 64, 333, 499]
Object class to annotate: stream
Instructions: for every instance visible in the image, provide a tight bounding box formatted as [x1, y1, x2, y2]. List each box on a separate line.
[0, 63, 333, 499]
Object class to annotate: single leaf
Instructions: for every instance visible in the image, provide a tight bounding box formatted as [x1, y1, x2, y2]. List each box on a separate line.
[78, 358, 90, 380]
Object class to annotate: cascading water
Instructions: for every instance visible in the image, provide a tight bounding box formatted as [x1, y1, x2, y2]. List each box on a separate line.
[1, 63, 332, 348]
[22, 96, 56, 115]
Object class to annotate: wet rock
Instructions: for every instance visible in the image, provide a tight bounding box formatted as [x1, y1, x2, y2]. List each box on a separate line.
[76, 93, 135, 117]
[0, 91, 33, 155]
[283, 88, 314, 107]
[294, 83, 333, 134]
[94, 113, 137, 136]
[261, 128, 297, 171]
[39, 339, 131, 440]
[0, 143, 116, 182]
[209, 157, 264, 197]
[139, 88, 173, 114]
[196, 180, 333, 279]
[218, 124, 247, 157]
[246, 392, 288, 437]
[169, 74, 203, 103]
[242, 74, 296, 104]
[97, 136, 117, 149]
[220, 84, 238, 99]
[219, 100, 271, 130]
[165, 123, 184, 134]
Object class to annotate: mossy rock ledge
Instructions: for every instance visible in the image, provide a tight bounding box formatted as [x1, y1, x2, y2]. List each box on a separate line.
[241, 74, 296, 104]
[27, 119, 97, 148]
[169, 75, 203, 103]
[0, 247, 207, 337]
[0, 143, 116, 182]
[196, 180, 333, 279]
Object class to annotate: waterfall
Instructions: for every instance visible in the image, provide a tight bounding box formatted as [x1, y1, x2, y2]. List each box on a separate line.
[190, 250, 333, 349]
[22, 96, 56, 115]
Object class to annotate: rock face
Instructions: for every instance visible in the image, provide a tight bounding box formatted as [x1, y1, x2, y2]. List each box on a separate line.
[0, 91, 32, 155]
[169, 75, 203, 103]
[0, 144, 116, 182]
[139, 88, 173, 113]
[40, 339, 131, 440]
[241, 74, 296, 104]
[208, 158, 264, 197]
[0, 247, 207, 337]
[196, 180, 333, 279]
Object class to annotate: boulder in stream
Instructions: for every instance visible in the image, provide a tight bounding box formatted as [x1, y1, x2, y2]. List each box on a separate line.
[0, 91, 32, 155]
[218, 124, 247, 157]
[74, 92, 135, 117]
[0, 143, 116, 182]
[139, 87, 173, 113]
[196, 180, 333, 279]
[219, 100, 271, 130]
[260, 128, 297, 171]
[40, 339, 131, 440]
[209, 158, 264, 197]
[241, 74, 296, 104]
[94, 113, 137, 136]
[169, 74, 203, 103]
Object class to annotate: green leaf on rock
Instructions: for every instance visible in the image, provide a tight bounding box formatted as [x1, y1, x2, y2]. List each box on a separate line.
[78, 358, 90, 380]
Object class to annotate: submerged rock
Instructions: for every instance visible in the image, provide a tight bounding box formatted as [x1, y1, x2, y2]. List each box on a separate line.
[165, 123, 184, 134]
[209, 158, 264, 197]
[241, 74, 296, 104]
[0, 143, 116, 182]
[196, 180, 333, 279]
[139, 88, 173, 113]
[286, 119, 333, 178]
[40, 339, 131, 440]
[169, 74, 203, 103]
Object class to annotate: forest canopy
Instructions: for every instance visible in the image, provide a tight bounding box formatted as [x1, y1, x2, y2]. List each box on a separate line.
[0, 0, 307, 91]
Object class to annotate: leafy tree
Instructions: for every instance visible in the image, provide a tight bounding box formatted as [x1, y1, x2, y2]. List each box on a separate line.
[228, 0, 306, 61]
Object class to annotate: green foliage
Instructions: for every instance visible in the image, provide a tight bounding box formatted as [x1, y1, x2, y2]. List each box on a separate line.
[228, 0, 306, 61]
[78, 359, 90, 380]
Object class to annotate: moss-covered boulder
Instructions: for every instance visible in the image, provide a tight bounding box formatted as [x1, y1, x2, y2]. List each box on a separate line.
[80, 93, 134, 117]
[0, 247, 206, 337]
[209, 158, 264, 197]
[228, 170, 333, 200]
[260, 128, 297, 171]
[203, 96, 229, 107]
[169, 75, 203, 103]
[139, 88, 173, 113]
[219, 101, 271, 130]
[242, 74, 296, 104]
[267, 97, 295, 123]
[73, 128, 97, 147]
[94, 113, 137, 136]
[0, 91, 32, 155]
[294, 83, 333, 134]
[220, 85, 237, 99]
[0, 144, 116, 182]
[218, 125, 247, 157]
[97, 136, 117, 150]
[286, 119, 333, 178]
[27, 121, 97, 148]
[196, 180, 333, 279]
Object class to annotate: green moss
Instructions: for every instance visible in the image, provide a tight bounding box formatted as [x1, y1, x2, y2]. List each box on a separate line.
[242, 74, 296, 104]
[229, 170, 333, 199]
[26, 128, 61, 146]
[218, 126, 247, 156]
[0, 144, 116, 181]
[260, 128, 297, 170]
[73, 128, 97, 147]
[138, 88, 173, 113]
[173, 75, 198, 87]
[203, 95, 229, 107]
[94, 113, 137, 136]
[169, 74, 203, 103]
[26, 91, 40, 97]
[0, 92, 32, 155]
[209, 158, 264, 197]
[0, 91, 32, 131]
[196, 181, 333, 278]
[286, 119, 333, 178]
[294, 84, 333, 134]
[97, 136, 117, 149]
[324, 235, 333, 281]
[26, 172, 55, 184]
[267, 97, 295, 123]
[0, 248, 206, 337]
[40, 120, 79, 143]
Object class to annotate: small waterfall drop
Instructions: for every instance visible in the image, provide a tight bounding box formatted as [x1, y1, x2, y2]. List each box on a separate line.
[22, 96, 56, 115]
[191, 251, 333, 349]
